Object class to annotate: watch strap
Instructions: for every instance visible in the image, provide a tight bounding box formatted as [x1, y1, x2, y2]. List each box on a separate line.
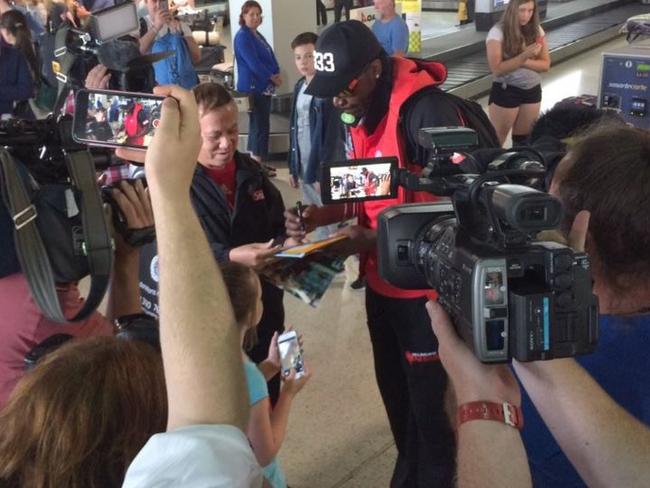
[457, 401, 524, 430]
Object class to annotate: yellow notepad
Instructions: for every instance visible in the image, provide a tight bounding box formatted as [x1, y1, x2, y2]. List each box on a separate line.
[275, 235, 348, 258]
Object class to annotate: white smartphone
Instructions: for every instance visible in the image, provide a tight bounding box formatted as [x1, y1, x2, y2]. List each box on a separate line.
[278, 330, 304, 378]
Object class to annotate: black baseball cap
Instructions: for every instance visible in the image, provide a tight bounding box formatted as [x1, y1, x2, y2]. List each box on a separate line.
[305, 20, 383, 98]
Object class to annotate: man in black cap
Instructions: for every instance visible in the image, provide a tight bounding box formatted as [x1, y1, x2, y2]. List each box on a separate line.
[285, 20, 480, 488]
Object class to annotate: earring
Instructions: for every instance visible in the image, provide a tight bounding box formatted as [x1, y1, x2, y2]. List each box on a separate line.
[375, 74, 380, 79]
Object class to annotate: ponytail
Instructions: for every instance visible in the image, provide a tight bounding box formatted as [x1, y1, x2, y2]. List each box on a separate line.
[0, 11, 40, 85]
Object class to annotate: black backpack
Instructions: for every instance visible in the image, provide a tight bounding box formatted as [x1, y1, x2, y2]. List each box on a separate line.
[403, 85, 500, 150]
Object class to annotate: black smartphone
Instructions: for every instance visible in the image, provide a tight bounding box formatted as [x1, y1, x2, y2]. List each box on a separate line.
[73, 89, 165, 150]
[320, 157, 398, 204]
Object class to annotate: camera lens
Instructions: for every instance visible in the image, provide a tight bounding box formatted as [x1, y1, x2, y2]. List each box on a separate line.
[522, 205, 547, 222]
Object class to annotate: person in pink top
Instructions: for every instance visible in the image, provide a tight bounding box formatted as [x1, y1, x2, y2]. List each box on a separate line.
[0, 180, 151, 408]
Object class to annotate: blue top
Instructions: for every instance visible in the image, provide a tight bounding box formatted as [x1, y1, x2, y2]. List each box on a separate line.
[372, 16, 409, 56]
[234, 26, 280, 94]
[0, 43, 34, 115]
[521, 313, 650, 487]
[288, 77, 341, 184]
[243, 359, 288, 488]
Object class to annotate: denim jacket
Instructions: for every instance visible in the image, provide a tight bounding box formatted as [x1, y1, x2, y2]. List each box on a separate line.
[288, 78, 344, 184]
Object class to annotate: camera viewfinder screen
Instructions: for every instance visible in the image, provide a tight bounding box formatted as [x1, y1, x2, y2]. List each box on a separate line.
[328, 161, 393, 201]
[484, 270, 506, 306]
[82, 92, 163, 148]
[93, 2, 139, 42]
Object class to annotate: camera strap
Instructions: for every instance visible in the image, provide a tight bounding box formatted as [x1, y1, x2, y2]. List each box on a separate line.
[0, 149, 113, 323]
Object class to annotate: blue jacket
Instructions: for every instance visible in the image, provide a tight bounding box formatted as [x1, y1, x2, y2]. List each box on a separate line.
[288, 78, 345, 184]
[234, 26, 279, 94]
[0, 44, 34, 115]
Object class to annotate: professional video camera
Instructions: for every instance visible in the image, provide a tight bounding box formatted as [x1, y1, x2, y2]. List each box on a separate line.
[52, 1, 171, 104]
[375, 127, 599, 363]
[0, 116, 115, 181]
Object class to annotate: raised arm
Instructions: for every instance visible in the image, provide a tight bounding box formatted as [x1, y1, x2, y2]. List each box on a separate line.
[514, 359, 650, 488]
[145, 85, 248, 431]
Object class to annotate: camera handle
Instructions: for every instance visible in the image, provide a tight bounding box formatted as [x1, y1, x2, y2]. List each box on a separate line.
[0, 149, 113, 323]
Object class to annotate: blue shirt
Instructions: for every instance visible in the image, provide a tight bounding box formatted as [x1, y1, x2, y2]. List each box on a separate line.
[372, 15, 409, 55]
[243, 360, 288, 488]
[521, 313, 650, 487]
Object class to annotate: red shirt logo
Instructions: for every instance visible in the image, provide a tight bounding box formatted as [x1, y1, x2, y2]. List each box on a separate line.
[252, 190, 265, 202]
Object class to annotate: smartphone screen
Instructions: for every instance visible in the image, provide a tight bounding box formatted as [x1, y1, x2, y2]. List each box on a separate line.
[278, 331, 304, 377]
[321, 157, 398, 204]
[73, 89, 165, 149]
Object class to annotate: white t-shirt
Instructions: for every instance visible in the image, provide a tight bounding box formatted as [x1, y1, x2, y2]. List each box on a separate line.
[486, 24, 545, 90]
[122, 425, 263, 487]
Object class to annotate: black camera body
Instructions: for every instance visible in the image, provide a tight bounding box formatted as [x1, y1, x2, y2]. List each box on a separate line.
[377, 127, 599, 363]
[52, 2, 166, 102]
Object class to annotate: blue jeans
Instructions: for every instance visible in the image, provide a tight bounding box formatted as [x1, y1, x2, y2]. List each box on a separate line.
[301, 181, 339, 242]
[247, 92, 272, 160]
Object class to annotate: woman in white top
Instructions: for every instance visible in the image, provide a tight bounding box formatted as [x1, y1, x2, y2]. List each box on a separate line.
[485, 0, 550, 146]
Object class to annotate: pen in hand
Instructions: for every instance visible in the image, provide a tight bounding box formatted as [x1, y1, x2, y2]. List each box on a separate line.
[296, 201, 306, 232]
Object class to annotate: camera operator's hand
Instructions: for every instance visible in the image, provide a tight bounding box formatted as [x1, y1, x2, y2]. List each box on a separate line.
[426, 300, 520, 406]
[112, 179, 154, 230]
[229, 240, 282, 270]
[85, 64, 111, 90]
[144, 85, 201, 199]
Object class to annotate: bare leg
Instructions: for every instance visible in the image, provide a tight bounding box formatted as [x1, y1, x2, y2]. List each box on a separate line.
[488, 103, 520, 147]
[512, 102, 542, 140]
